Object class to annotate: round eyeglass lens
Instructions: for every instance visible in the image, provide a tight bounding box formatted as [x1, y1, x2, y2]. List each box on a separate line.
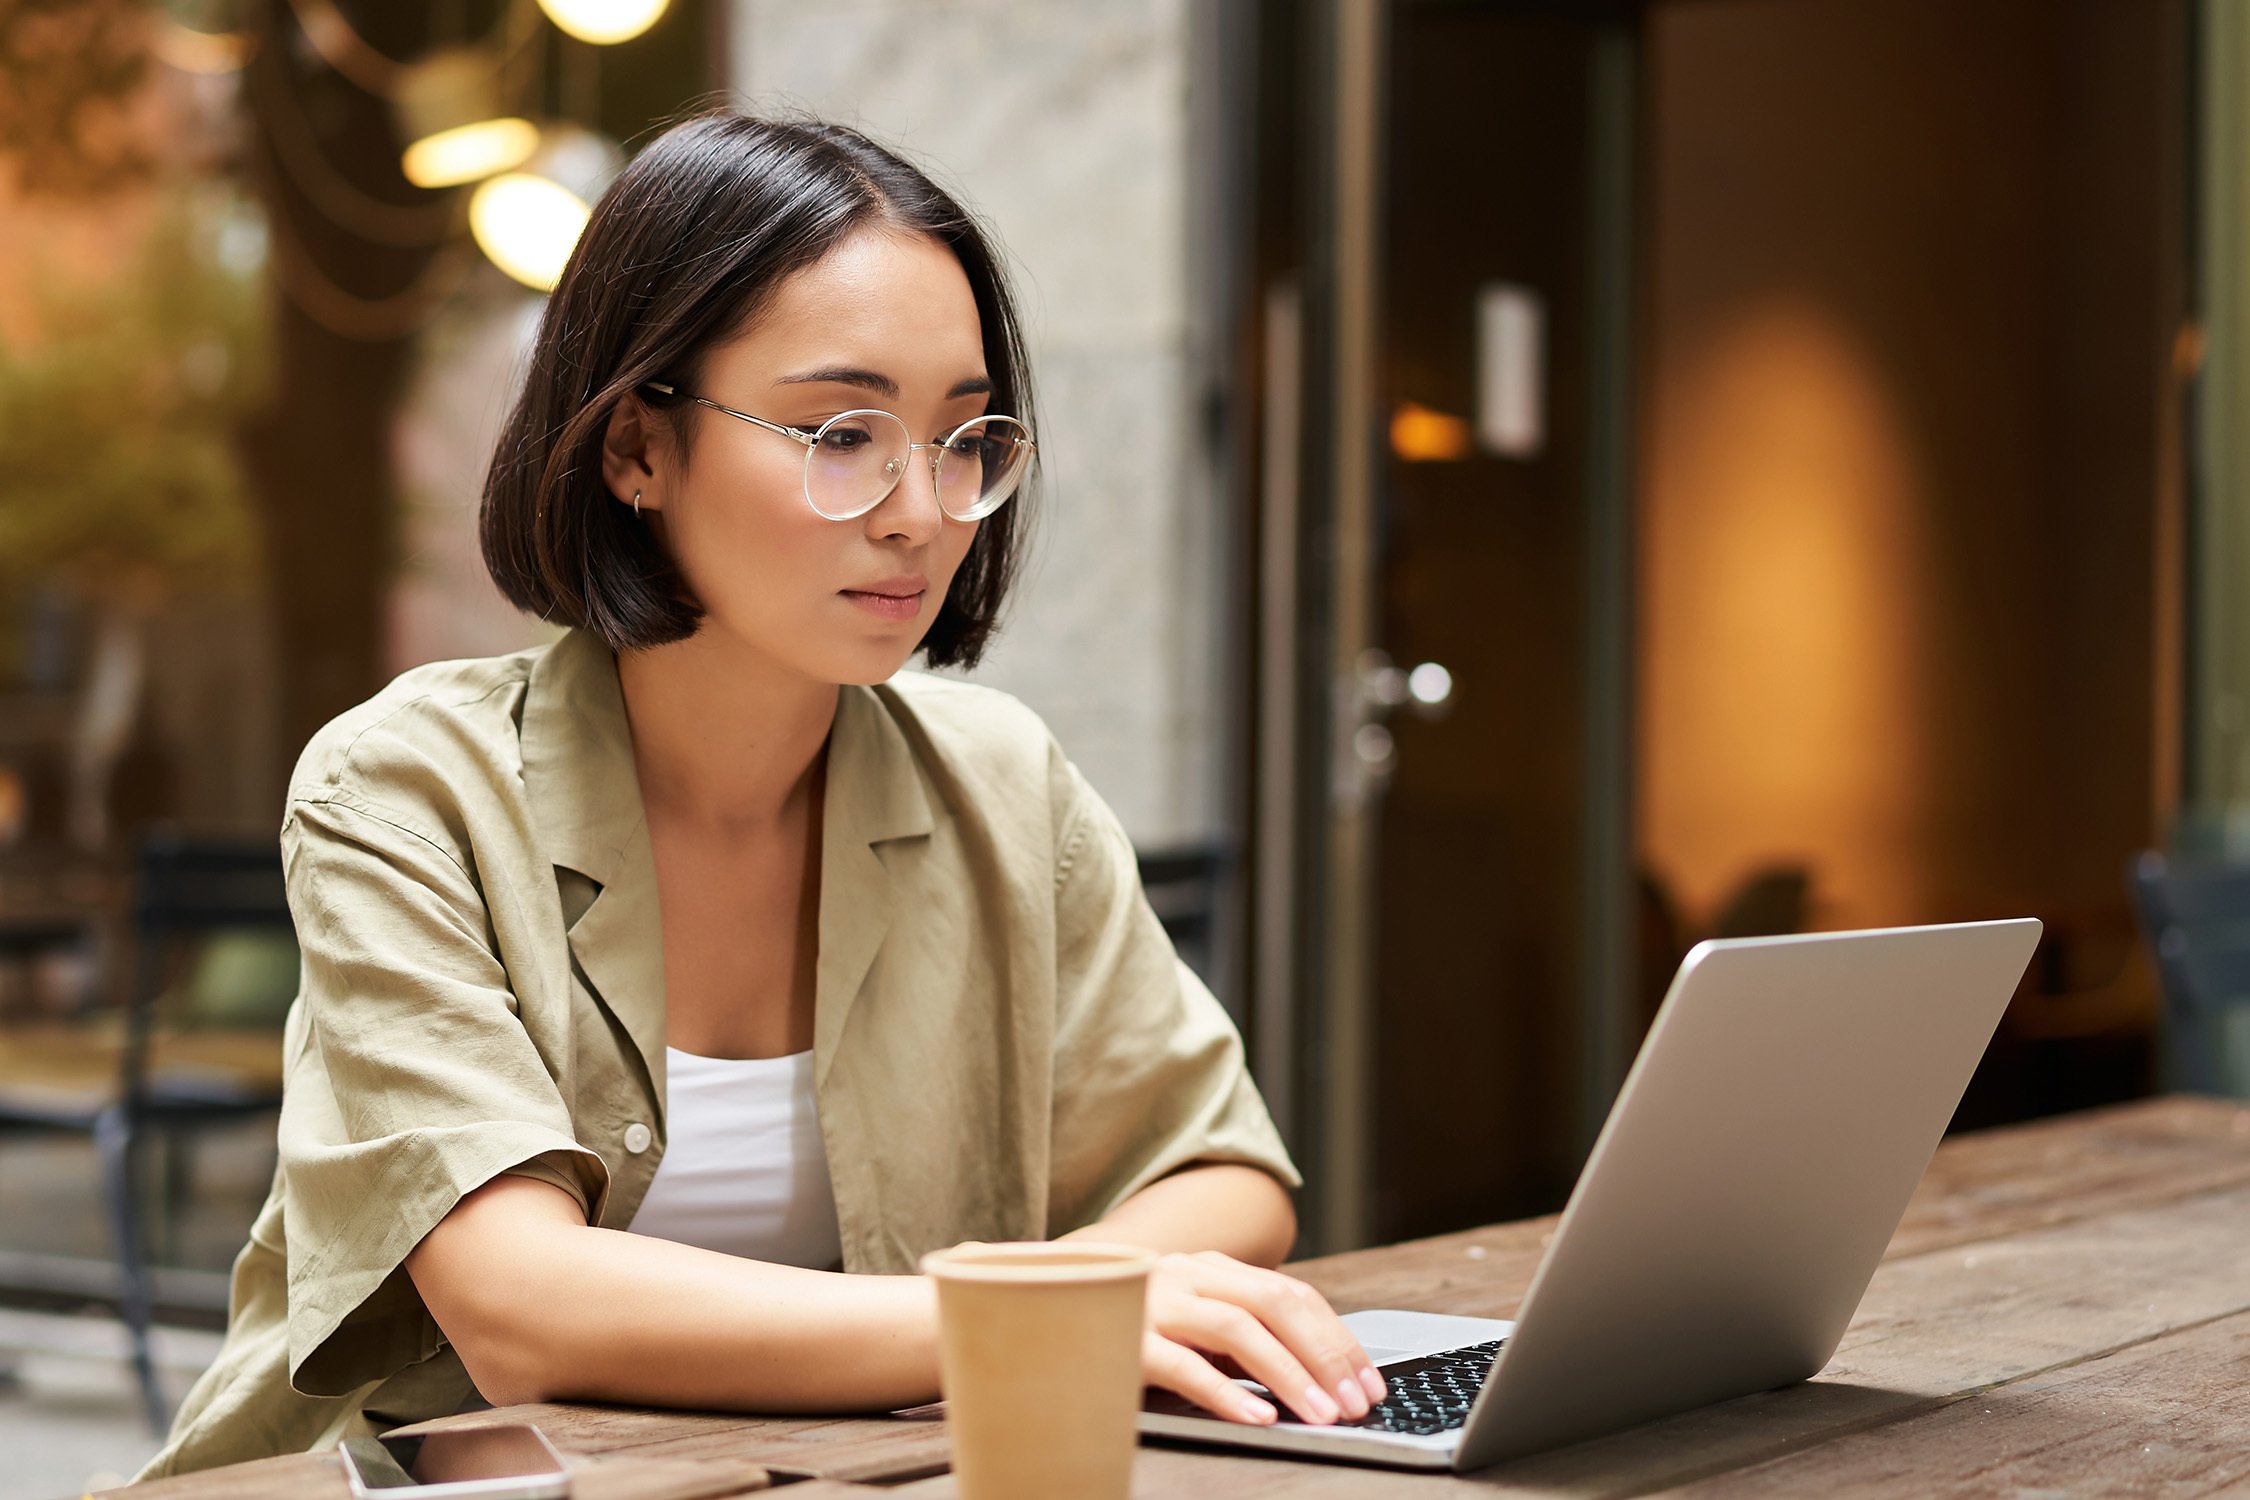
[934, 415, 1034, 522]
[804, 409, 913, 521]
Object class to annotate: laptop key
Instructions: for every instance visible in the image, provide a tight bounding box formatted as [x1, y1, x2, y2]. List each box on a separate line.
[1267, 1339, 1506, 1437]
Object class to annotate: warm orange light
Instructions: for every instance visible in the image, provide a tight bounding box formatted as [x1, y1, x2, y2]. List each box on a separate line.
[1389, 401, 1472, 462]
[404, 118, 539, 189]
[538, 0, 670, 44]
[466, 125, 619, 292]
[1641, 300, 1934, 929]
[470, 172, 590, 291]
[396, 48, 537, 188]
[152, 19, 256, 73]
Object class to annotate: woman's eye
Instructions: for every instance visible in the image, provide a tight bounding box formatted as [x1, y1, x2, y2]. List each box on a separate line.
[818, 426, 872, 452]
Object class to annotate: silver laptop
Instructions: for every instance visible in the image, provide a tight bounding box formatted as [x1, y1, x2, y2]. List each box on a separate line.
[1140, 919, 2042, 1471]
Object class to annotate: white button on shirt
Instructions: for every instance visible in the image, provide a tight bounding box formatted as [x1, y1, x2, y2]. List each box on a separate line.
[626, 1047, 843, 1270]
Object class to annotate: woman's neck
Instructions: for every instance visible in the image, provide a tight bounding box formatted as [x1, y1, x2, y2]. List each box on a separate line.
[614, 630, 839, 832]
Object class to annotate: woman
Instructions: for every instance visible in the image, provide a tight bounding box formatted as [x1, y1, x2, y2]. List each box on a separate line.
[144, 111, 1385, 1476]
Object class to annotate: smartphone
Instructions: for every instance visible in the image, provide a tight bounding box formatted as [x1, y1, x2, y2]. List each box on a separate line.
[338, 1423, 570, 1500]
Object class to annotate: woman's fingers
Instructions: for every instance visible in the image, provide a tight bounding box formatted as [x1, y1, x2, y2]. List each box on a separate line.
[1174, 1252, 1386, 1417]
[1157, 1294, 1345, 1424]
[1142, 1330, 1276, 1426]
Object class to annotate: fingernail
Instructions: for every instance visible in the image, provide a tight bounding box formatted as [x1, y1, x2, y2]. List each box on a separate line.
[1238, 1394, 1277, 1425]
[1336, 1378, 1370, 1418]
[1359, 1365, 1387, 1403]
[1300, 1384, 1341, 1424]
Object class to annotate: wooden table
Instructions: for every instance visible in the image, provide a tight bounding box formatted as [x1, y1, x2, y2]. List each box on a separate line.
[92, 1096, 2250, 1499]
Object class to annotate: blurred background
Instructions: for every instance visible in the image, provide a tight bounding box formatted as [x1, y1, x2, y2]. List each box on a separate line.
[3, 0, 2248, 1490]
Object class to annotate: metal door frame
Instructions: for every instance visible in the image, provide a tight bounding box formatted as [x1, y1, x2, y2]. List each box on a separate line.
[1249, 0, 1643, 1254]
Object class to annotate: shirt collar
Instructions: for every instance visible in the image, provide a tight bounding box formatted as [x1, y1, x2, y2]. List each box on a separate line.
[520, 628, 642, 887]
[520, 629, 935, 878]
[518, 627, 936, 1106]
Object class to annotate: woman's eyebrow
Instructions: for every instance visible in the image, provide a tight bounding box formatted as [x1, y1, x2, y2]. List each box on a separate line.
[774, 366, 994, 400]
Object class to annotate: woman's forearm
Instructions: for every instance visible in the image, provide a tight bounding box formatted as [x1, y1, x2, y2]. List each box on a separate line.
[407, 1177, 939, 1412]
[412, 1164, 1295, 1414]
[1058, 1162, 1298, 1267]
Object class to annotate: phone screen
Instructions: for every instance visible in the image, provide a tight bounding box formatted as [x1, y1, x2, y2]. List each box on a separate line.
[342, 1427, 568, 1492]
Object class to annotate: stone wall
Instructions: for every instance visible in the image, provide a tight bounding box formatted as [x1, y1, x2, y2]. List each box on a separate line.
[729, 0, 1221, 847]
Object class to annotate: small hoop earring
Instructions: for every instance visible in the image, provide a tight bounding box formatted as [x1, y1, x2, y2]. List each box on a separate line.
[632, 489, 642, 516]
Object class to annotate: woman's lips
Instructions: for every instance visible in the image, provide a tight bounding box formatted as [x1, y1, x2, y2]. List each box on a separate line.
[840, 585, 926, 621]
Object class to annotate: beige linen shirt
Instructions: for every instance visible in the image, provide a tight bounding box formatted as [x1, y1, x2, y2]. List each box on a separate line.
[144, 628, 1296, 1477]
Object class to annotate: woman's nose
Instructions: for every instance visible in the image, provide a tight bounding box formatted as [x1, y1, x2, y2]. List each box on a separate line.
[867, 446, 946, 541]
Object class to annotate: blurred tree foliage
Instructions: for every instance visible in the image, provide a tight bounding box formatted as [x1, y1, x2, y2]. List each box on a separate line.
[0, 190, 270, 615]
[0, 0, 156, 198]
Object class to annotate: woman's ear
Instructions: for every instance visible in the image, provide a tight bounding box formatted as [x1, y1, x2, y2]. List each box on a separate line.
[600, 394, 663, 512]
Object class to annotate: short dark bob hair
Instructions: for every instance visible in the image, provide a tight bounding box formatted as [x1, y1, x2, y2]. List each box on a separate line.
[479, 109, 1038, 670]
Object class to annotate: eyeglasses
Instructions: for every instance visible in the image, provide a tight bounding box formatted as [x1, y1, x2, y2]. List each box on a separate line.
[639, 381, 1035, 523]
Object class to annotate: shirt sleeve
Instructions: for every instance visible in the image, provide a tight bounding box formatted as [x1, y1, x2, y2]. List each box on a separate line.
[1043, 758, 1302, 1234]
[275, 792, 607, 1397]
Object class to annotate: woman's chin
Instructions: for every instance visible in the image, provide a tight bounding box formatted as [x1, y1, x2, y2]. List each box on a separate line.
[821, 638, 928, 687]
[689, 607, 927, 687]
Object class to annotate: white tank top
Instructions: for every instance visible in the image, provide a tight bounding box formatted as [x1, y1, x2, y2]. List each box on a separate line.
[626, 1047, 843, 1270]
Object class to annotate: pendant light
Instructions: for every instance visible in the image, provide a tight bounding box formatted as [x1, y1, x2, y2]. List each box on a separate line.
[397, 46, 539, 190]
[468, 123, 620, 291]
[535, 0, 669, 46]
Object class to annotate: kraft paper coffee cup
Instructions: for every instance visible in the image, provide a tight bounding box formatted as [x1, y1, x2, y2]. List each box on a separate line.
[919, 1240, 1158, 1500]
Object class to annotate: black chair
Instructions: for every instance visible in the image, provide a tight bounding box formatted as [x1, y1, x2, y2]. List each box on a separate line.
[1709, 864, 1812, 940]
[2128, 850, 2250, 1097]
[1137, 845, 1226, 983]
[0, 824, 294, 1432]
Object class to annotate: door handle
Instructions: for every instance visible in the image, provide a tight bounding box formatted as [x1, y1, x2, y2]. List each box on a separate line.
[1359, 649, 1454, 720]
[1336, 649, 1455, 807]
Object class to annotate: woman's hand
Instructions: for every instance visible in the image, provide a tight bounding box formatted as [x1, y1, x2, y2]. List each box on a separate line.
[1139, 1249, 1389, 1426]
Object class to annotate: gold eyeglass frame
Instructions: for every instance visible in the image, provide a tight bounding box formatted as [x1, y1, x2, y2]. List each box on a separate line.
[639, 380, 1034, 523]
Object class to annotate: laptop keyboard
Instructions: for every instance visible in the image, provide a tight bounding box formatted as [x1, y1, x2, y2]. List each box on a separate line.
[1271, 1338, 1506, 1437]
